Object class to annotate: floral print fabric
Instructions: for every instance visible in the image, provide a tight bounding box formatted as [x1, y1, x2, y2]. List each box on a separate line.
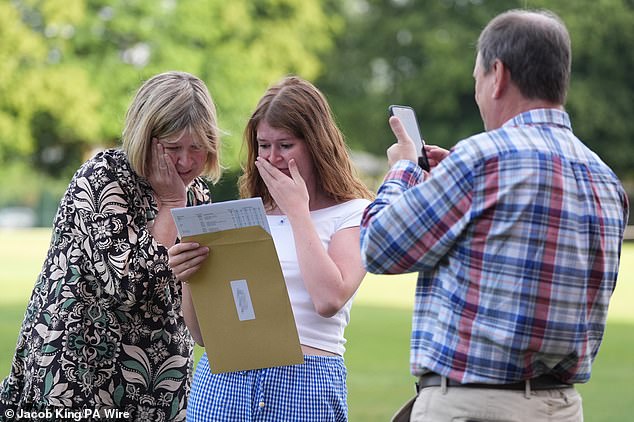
[0, 149, 210, 421]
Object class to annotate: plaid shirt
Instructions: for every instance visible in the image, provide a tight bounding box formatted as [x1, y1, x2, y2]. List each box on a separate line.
[360, 109, 629, 384]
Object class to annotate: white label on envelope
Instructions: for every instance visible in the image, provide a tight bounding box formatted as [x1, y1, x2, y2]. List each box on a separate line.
[230, 279, 256, 321]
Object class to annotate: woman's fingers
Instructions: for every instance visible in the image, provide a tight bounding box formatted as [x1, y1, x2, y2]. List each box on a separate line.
[168, 242, 209, 281]
[255, 157, 284, 196]
[254, 157, 279, 184]
[174, 255, 207, 281]
[168, 242, 200, 263]
[288, 159, 305, 187]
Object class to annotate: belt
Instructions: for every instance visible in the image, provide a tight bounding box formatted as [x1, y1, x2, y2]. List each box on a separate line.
[416, 373, 572, 392]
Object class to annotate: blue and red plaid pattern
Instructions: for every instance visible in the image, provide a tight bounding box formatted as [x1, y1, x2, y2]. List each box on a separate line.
[360, 109, 628, 385]
[187, 353, 348, 421]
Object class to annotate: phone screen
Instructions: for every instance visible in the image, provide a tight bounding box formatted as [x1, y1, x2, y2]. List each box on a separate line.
[388, 105, 430, 171]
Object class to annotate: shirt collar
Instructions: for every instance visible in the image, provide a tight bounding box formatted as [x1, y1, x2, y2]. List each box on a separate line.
[502, 108, 572, 131]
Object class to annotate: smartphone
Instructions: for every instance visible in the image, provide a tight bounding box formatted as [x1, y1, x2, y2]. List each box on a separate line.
[388, 105, 430, 171]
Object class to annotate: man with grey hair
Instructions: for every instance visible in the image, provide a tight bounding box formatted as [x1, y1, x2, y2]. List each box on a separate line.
[361, 9, 628, 422]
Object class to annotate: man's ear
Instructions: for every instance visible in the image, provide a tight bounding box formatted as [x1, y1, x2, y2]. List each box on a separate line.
[492, 59, 510, 99]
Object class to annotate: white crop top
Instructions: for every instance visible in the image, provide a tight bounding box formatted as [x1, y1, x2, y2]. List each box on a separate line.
[267, 198, 371, 356]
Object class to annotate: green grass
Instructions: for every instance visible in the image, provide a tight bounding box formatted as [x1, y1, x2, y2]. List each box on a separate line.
[1, 229, 633, 421]
[346, 268, 634, 422]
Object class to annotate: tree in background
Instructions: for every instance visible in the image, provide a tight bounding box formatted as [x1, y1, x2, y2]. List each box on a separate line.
[317, 0, 634, 184]
[1, 0, 633, 222]
[0, 1, 101, 211]
[0, 0, 340, 215]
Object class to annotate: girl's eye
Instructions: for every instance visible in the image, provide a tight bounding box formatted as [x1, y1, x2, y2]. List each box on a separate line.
[281, 144, 293, 149]
[258, 144, 270, 149]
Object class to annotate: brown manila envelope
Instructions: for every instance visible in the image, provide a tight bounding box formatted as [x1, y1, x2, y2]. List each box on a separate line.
[177, 210, 304, 373]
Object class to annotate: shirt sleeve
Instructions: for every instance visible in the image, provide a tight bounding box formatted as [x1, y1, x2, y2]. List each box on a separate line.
[336, 199, 371, 231]
[360, 154, 474, 275]
[56, 157, 140, 302]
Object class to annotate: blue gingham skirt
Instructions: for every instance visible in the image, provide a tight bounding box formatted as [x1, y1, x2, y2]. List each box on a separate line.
[186, 352, 348, 421]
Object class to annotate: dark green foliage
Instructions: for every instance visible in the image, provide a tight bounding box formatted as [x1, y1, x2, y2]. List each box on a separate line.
[317, 0, 634, 181]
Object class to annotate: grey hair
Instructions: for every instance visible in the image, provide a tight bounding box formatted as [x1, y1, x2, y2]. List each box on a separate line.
[477, 9, 571, 104]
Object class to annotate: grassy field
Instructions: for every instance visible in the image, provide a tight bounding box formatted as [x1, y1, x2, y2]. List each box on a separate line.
[1, 229, 632, 421]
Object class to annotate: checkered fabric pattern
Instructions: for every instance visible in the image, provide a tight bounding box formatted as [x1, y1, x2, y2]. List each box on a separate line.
[187, 353, 348, 421]
[360, 109, 629, 385]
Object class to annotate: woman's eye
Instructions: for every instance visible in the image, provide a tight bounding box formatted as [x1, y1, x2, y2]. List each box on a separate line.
[281, 144, 293, 149]
[258, 144, 270, 149]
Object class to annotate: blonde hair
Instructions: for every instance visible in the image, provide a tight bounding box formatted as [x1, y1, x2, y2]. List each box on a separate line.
[122, 71, 222, 183]
[238, 76, 373, 205]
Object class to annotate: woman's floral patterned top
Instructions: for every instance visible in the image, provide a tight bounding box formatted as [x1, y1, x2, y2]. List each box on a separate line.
[0, 149, 210, 421]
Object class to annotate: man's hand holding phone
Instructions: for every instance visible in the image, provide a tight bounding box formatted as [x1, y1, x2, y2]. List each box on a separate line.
[387, 116, 419, 167]
[424, 144, 450, 168]
[388, 105, 431, 171]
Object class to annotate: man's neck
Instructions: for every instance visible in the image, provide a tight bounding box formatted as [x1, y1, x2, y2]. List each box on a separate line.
[491, 93, 563, 130]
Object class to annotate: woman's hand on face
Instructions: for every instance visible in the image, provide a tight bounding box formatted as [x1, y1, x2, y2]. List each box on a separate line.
[148, 139, 187, 208]
[168, 242, 209, 282]
[255, 157, 309, 216]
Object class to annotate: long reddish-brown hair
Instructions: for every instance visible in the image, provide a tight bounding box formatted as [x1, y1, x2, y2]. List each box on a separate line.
[238, 76, 373, 207]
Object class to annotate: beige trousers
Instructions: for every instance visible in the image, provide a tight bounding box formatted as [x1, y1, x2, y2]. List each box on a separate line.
[393, 384, 582, 422]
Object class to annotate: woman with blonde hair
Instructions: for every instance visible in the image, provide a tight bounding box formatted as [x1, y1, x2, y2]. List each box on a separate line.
[169, 76, 373, 421]
[0, 71, 221, 421]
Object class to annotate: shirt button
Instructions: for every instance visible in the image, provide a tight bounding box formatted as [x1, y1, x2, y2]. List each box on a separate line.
[258, 401, 265, 408]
